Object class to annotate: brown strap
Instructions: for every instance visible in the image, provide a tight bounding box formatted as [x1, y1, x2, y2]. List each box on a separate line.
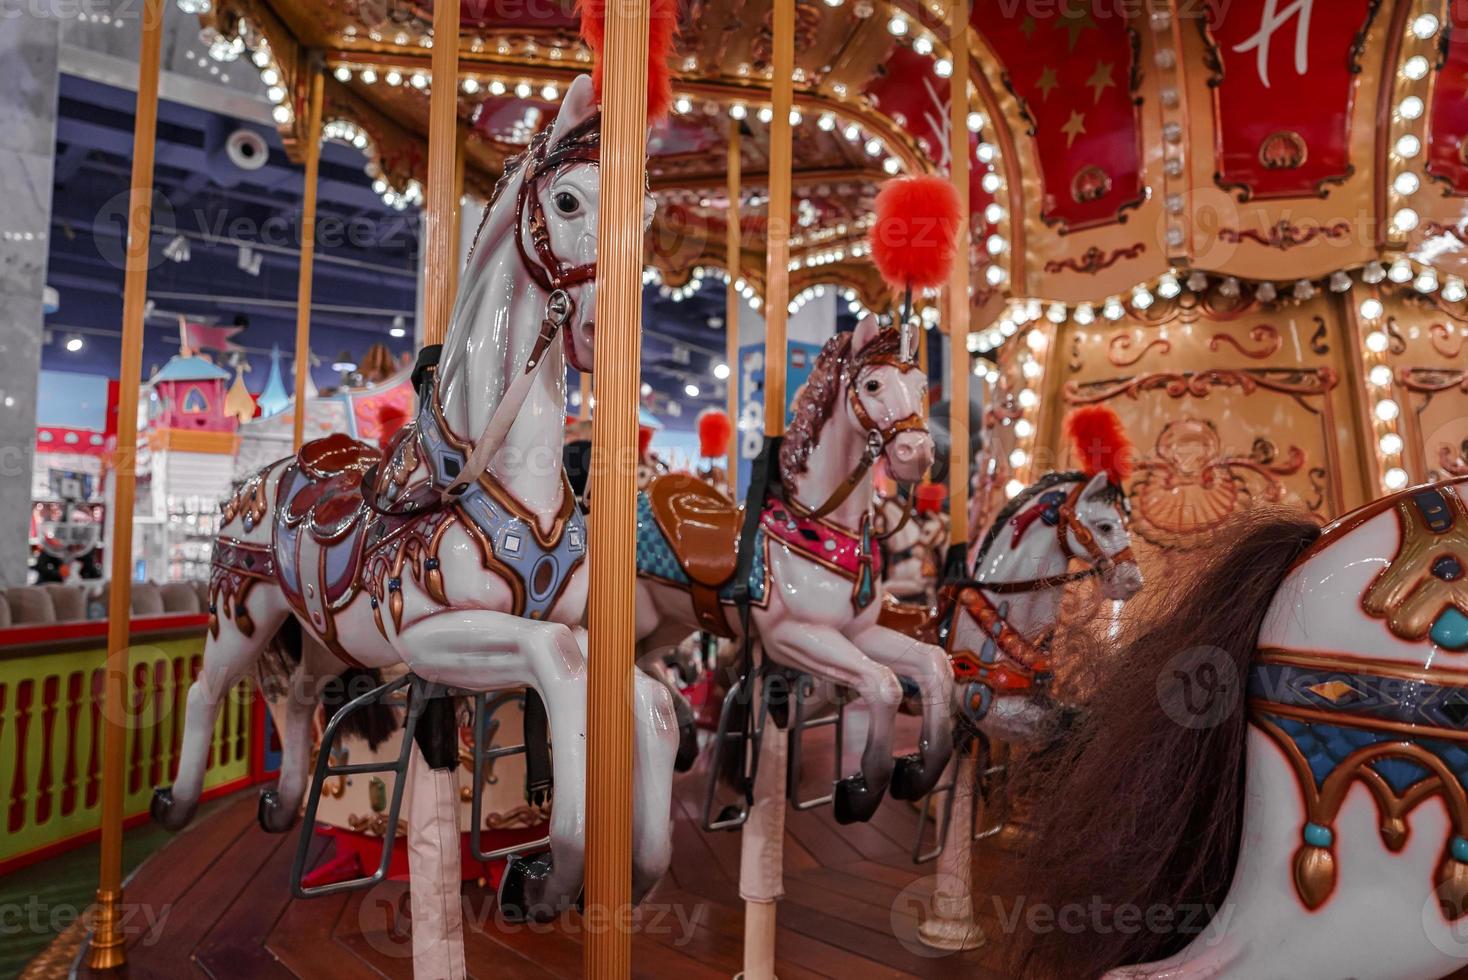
[977, 566, 1102, 595]
[783, 454, 875, 522]
[873, 490, 915, 541]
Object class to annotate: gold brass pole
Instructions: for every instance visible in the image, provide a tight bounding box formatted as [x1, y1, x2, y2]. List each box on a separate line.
[584, 0, 652, 975]
[725, 117, 741, 485]
[291, 66, 324, 452]
[447, 130, 467, 304]
[422, 0, 461, 346]
[947, 0, 971, 545]
[88, 0, 163, 966]
[761, 0, 795, 437]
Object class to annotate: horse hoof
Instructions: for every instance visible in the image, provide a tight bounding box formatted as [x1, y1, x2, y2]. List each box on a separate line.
[889, 753, 931, 801]
[257, 788, 296, 834]
[498, 854, 557, 923]
[833, 774, 884, 825]
[674, 720, 699, 773]
[150, 786, 195, 831]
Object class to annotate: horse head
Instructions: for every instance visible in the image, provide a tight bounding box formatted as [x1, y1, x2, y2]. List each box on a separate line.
[842, 314, 935, 483]
[1060, 470, 1143, 600]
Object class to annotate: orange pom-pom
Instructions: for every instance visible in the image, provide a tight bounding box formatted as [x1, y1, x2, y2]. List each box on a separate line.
[914, 482, 947, 514]
[1065, 405, 1133, 487]
[697, 408, 733, 458]
[869, 175, 963, 293]
[638, 423, 655, 458]
[578, 0, 680, 122]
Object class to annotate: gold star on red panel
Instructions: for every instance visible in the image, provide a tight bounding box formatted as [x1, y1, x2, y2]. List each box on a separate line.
[1061, 110, 1087, 147]
[1035, 66, 1059, 101]
[1086, 61, 1114, 103]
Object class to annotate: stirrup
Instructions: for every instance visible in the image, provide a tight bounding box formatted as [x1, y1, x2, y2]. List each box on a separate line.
[469, 690, 553, 862]
[700, 679, 772, 832]
[785, 673, 847, 812]
[910, 731, 1010, 864]
[291, 673, 442, 898]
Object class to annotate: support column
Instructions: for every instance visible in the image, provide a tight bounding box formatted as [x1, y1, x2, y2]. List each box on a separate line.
[947, 0, 971, 547]
[585, 0, 652, 975]
[88, 0, 163, 968]
[422, 0, 462, 347]
[291, 65, 324, 452]
[741, 0, 793, 976]
[725, 117, 741, 487]
[0, 16, 61, 587]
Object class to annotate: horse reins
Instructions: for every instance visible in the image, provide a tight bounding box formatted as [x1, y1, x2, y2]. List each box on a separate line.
[976, 482, 1134, 595]
[441, 118, 601, 500]
[783, 350, 927, 536]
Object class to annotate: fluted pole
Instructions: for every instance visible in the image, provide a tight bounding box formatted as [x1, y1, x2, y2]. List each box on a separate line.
[947, 0, 971, 545]
[422, 0, 461, 346]
[742, 0, 794, 975]
[761, 0, 794, 437]
[88, 0, 163, 967]
[585, 0, 651, 974]
[291, 66, 323, 452]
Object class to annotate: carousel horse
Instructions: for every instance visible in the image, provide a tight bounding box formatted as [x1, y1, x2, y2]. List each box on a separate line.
[151, 76, 679, 924]
[1011, 478, 1468, 978]
[634, 314, 956, 824]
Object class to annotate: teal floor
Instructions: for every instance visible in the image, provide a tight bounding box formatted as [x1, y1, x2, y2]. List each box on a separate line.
[0, 794, 235, 978]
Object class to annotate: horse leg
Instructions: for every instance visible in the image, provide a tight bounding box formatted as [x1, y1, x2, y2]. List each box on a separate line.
[635, 619, 704, 772]
[153, 584, 290, 830]
[392, 611, 586, 922]
[258, 635, 343, 833]
[760, 621, 903, 825]
[850, 624, 954, 800]
[630, 665, 679, 903]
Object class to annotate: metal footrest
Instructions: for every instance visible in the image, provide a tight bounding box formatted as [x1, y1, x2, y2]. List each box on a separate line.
[470, 690, 552, 863]
[910, 733, 1010, 864]
[292, 674, 434, 899]
[700, 680, 771, 832]
[786, 674, 845, 812]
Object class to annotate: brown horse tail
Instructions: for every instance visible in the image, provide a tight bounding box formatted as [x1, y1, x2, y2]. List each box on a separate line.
[1005, 506, 1321, 975]
[260, 616, 399, 752]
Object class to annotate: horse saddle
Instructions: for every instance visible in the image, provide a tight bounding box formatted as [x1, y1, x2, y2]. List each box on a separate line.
[647, 473, 741, 635]
[284, 433, 381, 544]
[876, 593, 939, 646]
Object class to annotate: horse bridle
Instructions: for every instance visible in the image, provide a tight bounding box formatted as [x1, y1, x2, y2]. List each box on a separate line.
[979, 482, 1134, 595]
[784, 349, 927, 534]
[441, 117, 601, 499]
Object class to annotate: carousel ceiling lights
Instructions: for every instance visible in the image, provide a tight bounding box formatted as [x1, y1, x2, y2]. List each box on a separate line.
[1385, 4, 1440, 249]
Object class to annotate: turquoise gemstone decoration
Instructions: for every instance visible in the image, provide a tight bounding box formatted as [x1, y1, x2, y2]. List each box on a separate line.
[1431, 607, 1468, 651]
[1303, 822, 1333, 848]
[1452, 836, 1468, 863]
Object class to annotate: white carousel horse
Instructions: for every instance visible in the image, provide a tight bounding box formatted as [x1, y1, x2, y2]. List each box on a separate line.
[1011, 480, 1468, 978]
[905, 463, 1144, 949]
[876, 492, 943, 606]
[151, 77, 678, 926]
[633, 314, 955, 824]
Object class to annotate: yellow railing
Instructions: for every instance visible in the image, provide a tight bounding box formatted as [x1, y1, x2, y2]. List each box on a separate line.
[0, 624, 250, 871]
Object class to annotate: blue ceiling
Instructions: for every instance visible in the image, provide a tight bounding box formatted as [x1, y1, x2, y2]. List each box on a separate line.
[41, 73, 871, 433]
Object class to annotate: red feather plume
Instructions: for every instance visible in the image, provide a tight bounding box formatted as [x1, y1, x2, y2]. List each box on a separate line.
[1064, 405, 1133, 487]
[697, 408, 733, 458]
[638, 423, 655, 458]
[869, 175, 963, 293]
[578, 0, 680, 123]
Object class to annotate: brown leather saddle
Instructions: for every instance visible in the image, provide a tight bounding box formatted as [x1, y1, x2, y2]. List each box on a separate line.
[876, 593, 939, 646]
[284, 433, 382, 544]
[647, 473, 742, 636]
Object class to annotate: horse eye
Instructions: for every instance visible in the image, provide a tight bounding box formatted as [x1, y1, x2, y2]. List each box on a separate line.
[1097, 523, 1114, 534]
[554, 191, 579, 214]
[864, 379, 881, 394]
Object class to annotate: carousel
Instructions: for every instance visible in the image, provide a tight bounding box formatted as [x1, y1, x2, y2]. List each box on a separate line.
[9, 0, 1468, 977]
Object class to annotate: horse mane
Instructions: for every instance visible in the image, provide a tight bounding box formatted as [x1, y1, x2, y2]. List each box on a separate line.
[1005, 506, 1321, 975]
[779, 327, 902, 486]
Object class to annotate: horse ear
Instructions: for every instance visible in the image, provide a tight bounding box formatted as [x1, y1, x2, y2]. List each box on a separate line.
[549, 75, 598, 148]
[851, 313, 880, 353]
[1080, 470, 1111, 502]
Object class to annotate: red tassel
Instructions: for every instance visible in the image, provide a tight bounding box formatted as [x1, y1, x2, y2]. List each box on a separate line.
[578, 0, 680, 122]
[1064, 405, 1133, 486]
[869, 174, 963, 293]
[697, 408, 733, 458]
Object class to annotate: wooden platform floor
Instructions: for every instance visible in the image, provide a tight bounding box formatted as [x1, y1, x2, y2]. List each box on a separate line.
[59, 715, 1019, 979]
